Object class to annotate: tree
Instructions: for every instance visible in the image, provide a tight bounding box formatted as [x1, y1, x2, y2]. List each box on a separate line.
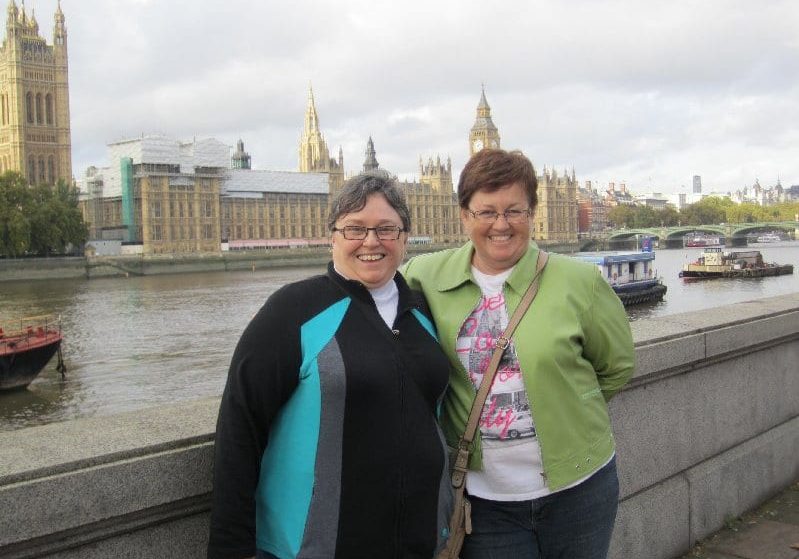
[680, 196, 728, 225]
[0, 172, 87, 257]
[657, 206, 680, 226]
[607, 205, 636, 228]
[0, 172, 32, 257]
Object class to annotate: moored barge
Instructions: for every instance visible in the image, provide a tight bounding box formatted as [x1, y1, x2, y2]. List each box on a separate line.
[679, 247, 794, 279]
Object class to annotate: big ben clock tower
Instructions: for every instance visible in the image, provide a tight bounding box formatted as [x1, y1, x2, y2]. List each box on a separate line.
[469, 85, 500, 156]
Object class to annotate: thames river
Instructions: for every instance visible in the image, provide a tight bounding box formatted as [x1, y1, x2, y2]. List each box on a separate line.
[2, 241, 798, 431]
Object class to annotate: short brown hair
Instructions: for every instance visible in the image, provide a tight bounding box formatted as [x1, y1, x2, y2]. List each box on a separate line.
[327, 172, 411, 232]
[457, 149, 537, 210]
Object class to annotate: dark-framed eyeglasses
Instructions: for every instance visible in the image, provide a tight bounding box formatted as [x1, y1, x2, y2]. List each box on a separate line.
[332, 225, 406, 240]
[467, 209, 532, 223]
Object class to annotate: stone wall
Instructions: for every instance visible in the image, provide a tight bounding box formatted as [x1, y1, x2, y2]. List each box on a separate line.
[1, 293, 797, 558]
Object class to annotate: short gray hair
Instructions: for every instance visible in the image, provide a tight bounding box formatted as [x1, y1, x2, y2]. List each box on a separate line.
[327, 173, 411, 232]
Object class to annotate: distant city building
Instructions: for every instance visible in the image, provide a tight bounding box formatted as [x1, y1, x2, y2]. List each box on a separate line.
[534, 166, 578, 243]
[693, 175, 702, 194]
[0, 0, 72, 184]
[731, 178, 786, 206]
[577, 180, 609, 233]
[231, 138, 251, 169]
[604, 182, 636, 206]
[634, 192, 670, 210]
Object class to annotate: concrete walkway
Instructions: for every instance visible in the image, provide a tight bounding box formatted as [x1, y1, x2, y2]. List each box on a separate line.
[678, 480, 799, 559]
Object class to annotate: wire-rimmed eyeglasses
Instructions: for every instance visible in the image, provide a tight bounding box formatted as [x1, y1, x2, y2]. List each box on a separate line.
[332, 225, 406, 240]
[467, 209, 532, 223]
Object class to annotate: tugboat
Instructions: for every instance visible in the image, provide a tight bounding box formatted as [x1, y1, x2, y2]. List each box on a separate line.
[576, 250, 667, 307]
[679, 247, 794, 279]
[0, 315, 65, 391]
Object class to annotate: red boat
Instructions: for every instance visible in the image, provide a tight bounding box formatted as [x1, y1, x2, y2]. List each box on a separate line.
[683, 233, 723, 247]
[0, 316, 65, 391]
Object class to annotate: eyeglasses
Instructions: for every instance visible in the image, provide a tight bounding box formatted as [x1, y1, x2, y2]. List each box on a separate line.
[332, 225, 406, 240]
[467, 209, 532, 223]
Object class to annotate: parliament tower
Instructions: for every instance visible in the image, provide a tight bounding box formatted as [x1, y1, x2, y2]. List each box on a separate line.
[469, 85, 500, 156]
[0, 0, 72, 185]
[298, 84, 344, 191]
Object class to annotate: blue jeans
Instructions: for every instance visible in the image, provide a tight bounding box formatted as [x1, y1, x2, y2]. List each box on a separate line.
[461, 456, 619, 559]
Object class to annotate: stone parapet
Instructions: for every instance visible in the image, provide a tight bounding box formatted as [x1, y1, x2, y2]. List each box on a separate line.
[0, 293, 797, 558]
[0, 400, 218, 558]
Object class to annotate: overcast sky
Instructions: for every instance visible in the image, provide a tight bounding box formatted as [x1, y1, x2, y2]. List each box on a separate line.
[20, 0, 799, 194]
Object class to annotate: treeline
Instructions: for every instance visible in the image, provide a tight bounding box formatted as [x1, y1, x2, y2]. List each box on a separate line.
[0, 171, 87, 257]
[607, 196, 799, 228]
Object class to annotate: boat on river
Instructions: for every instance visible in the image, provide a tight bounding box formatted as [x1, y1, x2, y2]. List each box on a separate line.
[755, 233, 782, 243]
[679, 247, 794, 279]
[576, 251, 667, 306]
[684, 233, 723, 248]
[0, 315, 65, 391]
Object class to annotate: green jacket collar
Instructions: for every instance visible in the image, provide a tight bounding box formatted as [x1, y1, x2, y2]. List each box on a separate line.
[436, 241, 541, 297]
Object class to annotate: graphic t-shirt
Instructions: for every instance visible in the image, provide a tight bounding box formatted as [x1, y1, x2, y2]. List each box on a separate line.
[456, 266, 552, 500]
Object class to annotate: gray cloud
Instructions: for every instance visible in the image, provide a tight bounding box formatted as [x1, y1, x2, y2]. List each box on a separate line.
[23, 0, 799, 192]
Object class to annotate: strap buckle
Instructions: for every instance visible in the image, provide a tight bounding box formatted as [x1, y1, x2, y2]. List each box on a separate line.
[496, 336, 510, 350]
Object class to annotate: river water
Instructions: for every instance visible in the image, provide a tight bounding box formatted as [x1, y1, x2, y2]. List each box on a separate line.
[2, 242, 798, 431]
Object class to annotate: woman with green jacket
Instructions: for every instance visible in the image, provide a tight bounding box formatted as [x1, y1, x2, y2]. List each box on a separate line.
[402, 148, 635, 559]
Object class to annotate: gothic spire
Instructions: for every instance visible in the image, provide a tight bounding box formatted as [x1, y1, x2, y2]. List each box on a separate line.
[7, 0, 18, 23]
[304, 82, 320, 135]
[478, 83, 489, 111]
[363, 136, 379, 172]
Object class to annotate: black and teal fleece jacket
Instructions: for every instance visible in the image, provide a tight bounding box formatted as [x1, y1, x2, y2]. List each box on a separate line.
[208, 263, 452, 559]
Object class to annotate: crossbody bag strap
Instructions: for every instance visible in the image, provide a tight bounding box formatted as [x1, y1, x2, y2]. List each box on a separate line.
[450, 250, 549, 488]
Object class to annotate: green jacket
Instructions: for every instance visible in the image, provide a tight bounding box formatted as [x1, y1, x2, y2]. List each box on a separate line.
[402, 242, 635, 491]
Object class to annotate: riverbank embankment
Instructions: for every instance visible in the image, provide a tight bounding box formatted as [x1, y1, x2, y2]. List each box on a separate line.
[0, 241, 581, 282]
[0, 246, 409, 282]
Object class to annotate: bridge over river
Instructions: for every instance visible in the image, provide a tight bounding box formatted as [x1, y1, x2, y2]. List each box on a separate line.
[581, 221, 799, 250]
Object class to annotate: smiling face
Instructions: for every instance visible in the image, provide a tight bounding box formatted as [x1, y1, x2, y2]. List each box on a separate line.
[331, 193, 408, 289]
[461, 182, 533, 275]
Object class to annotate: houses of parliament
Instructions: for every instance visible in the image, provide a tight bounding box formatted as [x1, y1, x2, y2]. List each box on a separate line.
[0, 3, 577, 255]
[80, 84, 577, 255]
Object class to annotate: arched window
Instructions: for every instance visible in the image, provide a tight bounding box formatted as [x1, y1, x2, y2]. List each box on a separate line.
[45, 94, 53, 125]
[28, 156, 35, 183]
[26, 92, 33, 123]
[38, 157, 46, 184]
[1, 94, 5, 125]
[35, 94, 43, 124]
[48, 156, 55, 184]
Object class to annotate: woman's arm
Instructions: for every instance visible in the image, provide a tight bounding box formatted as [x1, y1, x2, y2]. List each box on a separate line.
[582, 271, 636, 402]
[207, 293, 301, 558]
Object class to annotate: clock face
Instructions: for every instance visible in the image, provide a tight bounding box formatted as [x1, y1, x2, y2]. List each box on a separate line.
[473, 139, 484, 151]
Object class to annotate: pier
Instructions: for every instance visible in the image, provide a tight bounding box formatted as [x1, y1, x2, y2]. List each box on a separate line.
[0, 293, 798, 558]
